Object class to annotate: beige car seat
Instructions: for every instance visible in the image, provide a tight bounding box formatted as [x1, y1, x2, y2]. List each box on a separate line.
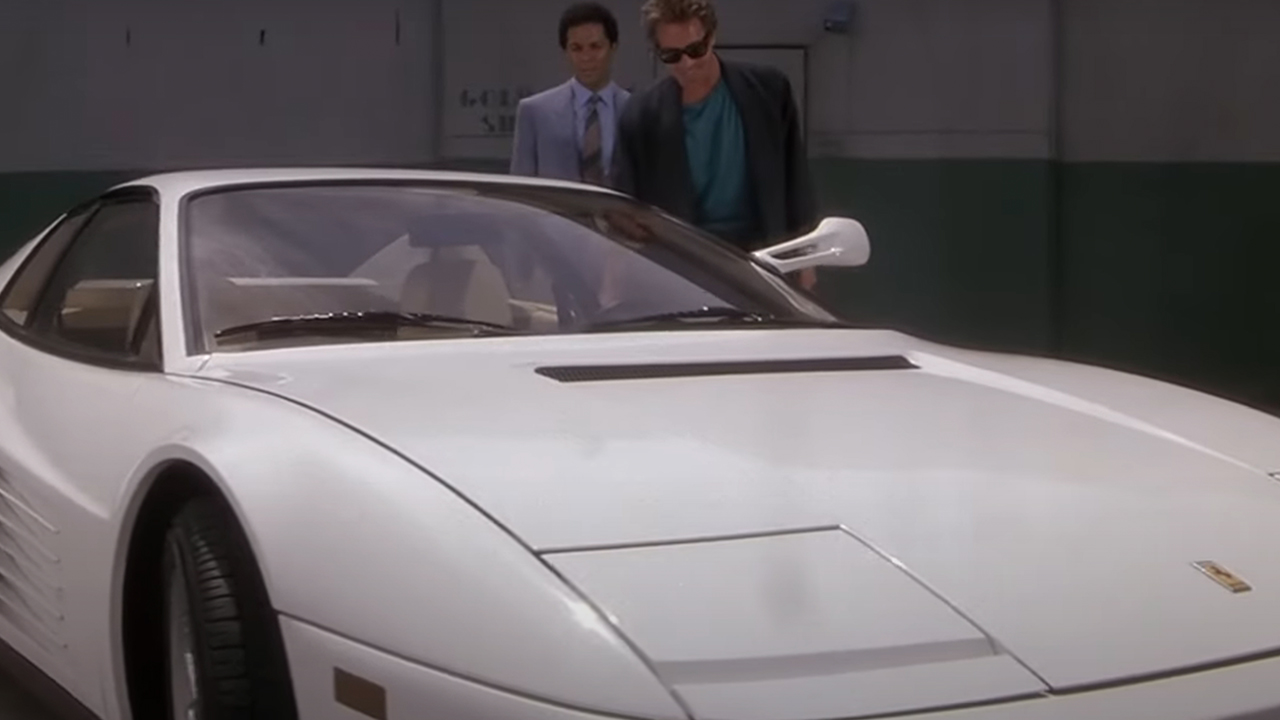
[58, 279, 155, 352]
[399, 245, 514, 327]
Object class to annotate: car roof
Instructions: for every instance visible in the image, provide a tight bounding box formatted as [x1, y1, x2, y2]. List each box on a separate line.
[112, 166, 626, 199]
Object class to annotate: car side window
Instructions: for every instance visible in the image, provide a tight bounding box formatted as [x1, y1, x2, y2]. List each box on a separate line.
[0, 204, 96, 327]
[26, 197, 161, 362]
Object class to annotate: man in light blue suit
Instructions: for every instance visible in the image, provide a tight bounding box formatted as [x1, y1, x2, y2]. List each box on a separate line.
[510, 2, 631, 185]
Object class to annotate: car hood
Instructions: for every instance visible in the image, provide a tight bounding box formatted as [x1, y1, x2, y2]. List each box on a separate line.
[198, 329, 1280, 719]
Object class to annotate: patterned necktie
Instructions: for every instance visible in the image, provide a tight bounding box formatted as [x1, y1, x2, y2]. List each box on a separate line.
[580, 93, 604, 185]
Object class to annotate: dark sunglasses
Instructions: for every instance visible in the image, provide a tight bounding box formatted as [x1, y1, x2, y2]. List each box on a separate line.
[655, 34, 711, 64]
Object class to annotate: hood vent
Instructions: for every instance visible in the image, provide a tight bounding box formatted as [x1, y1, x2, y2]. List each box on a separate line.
[535, 355, 917, 383]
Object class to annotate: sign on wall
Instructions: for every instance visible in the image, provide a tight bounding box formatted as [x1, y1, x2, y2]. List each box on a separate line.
[455, 86, 536, 137]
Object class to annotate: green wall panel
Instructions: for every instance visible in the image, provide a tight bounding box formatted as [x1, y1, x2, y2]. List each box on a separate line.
[0, 171, 142, 258]
[808, 158, 1055, 355]
[0, 160, 1274, 415]
[1059, 162, 1280, 414]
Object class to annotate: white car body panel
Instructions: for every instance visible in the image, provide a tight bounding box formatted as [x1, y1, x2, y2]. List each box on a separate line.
[546, 529, 1048, 720]
[0, 167, 1276, 720]
[197, 329, 1280, 697]
[124, 376, 686, 720]
[0, 339, 688, 719]
[923, 345, 1280, 473]
[281, 611, 1280, 720]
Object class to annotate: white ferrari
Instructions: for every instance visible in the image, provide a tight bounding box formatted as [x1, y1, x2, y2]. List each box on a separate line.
[1, 168, 1280, 720]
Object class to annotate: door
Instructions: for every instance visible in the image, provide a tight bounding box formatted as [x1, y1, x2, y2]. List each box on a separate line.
[0, 187, 162, 708]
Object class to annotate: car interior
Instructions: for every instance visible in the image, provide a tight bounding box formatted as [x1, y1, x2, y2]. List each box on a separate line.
[56, 278, 156, 355]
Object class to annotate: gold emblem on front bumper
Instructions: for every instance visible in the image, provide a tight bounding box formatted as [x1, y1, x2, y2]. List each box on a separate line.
[1192, 561, 1252, 593]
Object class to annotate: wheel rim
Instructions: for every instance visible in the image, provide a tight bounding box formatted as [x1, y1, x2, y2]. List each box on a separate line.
[166, 548, 201, 720]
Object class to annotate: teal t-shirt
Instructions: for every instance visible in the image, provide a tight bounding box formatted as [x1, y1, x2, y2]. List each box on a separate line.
[683, 80, 754, 244]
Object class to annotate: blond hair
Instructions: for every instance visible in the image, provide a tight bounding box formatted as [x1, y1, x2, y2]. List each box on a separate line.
[639, 0, 718, 42]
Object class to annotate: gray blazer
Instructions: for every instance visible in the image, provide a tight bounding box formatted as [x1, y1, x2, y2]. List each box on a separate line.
[509, 79, 631, 183]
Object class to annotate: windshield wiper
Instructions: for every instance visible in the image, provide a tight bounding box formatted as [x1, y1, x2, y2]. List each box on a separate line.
[213, 311, 520, 341]
[585, 306, 822, 332]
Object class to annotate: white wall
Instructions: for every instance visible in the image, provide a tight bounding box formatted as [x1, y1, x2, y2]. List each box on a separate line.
[0, 0, 439, 172]
[438, 0, 1280, 164]
[1062, 0, 1280, 162]
[439, 0, 1055, 161]
[810, 0, 1053, 159]
[2, 0, 1276, 171]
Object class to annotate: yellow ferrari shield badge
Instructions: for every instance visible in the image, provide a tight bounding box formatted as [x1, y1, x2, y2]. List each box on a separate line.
[1192, 561, 1252, 593]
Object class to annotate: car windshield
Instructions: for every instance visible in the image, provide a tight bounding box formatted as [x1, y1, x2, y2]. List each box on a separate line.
[181, 181, 842, 352]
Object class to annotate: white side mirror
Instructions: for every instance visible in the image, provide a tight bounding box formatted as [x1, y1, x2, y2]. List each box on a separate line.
[751, 217, 870, 274]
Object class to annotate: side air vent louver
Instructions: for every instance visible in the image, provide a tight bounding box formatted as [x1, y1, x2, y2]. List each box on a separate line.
[535, 355, 917, 383]
[0, 465, 65, 656]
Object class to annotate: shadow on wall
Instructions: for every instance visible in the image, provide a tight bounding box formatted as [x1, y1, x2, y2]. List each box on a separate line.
[0, 161, 1276, 419]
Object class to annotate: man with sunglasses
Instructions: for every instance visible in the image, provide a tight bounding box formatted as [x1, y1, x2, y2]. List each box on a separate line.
[611, 0, 818, 289]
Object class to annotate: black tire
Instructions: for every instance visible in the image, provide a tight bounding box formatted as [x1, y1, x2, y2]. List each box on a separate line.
[160, 496, 298, 720]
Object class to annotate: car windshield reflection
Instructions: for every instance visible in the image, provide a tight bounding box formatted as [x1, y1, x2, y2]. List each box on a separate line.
[182, 182, 841, 352]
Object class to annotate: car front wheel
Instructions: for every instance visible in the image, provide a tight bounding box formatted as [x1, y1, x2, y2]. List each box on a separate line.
[160, 496, 298, 720]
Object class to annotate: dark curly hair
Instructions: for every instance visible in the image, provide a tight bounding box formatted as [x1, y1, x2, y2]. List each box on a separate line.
[558, 2, 620, 48]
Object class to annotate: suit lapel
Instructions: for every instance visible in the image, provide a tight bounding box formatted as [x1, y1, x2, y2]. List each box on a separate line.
[656, 78, 697, 221]
[549, 81, 579, 173]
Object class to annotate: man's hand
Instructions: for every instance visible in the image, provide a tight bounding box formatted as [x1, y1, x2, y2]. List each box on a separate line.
[793, 267, 818, 292]
[603, 210, 654, 247]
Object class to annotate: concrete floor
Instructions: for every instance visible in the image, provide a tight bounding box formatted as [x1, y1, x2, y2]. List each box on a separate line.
[0, 667, 62, 719]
